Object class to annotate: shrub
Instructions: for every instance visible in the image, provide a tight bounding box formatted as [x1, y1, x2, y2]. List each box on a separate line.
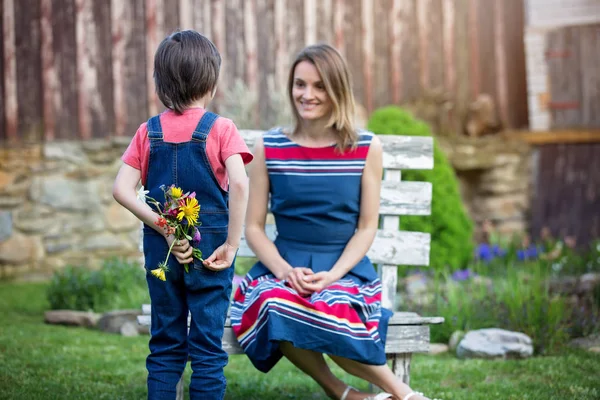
[47, 257, 149, 313]
[367, 106, 474, 271]
[419, 263, 572, 353]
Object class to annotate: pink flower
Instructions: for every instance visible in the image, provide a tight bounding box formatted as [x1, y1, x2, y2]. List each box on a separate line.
[189, 192, 196, 199]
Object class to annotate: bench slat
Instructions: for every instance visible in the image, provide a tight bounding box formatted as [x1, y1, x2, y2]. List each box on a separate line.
[239, 226, 430, 266]
[380, 181, 432, 216]
[137, 310, 444, 327]
[239, 131, 434, 170]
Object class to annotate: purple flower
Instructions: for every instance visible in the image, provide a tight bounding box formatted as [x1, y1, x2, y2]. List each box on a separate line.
[476, 243, 506, 262]
[451, 268, 476, 281]
[192, 228, 201, 243]
[189, 191, 196, 199]
[517, 245, 544, 261]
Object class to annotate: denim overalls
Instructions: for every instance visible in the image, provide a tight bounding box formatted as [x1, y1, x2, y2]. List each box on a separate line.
[143, 111, 234, 400]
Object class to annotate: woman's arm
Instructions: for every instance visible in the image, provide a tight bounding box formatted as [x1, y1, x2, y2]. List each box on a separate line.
[245, 138, 296, 279]
[303, 135, 383, 291]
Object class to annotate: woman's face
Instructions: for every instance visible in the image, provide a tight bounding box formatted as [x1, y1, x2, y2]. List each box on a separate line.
[292, 61, 333, 122]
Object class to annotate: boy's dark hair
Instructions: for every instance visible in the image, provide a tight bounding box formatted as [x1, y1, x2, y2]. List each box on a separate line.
[154, 30, 221, 114]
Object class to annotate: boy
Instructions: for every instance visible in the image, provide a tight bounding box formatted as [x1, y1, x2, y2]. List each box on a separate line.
[113, 30, 252, 400]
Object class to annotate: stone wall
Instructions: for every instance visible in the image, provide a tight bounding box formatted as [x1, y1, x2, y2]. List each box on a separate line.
[0, 135, 533, 279]
[0, 139, 141, 279]
[439, 135, 533, 239]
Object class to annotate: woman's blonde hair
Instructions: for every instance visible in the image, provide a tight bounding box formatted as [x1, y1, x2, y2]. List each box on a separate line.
[287, 44, 358, 150]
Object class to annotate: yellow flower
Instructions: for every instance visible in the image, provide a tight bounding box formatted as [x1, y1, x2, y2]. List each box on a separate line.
[151, 267, 166, 281]
[177, 197, 200, 226]
[170, 187, 183, 199]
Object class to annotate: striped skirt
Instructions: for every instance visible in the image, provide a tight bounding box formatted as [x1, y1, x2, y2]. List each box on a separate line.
[230, 268, 391, 372]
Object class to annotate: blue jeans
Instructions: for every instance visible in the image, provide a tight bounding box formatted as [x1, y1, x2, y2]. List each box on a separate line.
[144, 227, 233, 400]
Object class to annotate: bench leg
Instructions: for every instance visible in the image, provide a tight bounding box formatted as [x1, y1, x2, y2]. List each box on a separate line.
[391, 353, 412, 385]
[176, 375, 184, 400]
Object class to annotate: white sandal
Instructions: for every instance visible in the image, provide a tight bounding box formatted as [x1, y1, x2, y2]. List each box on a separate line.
[341, 386, 393, 400]
[404, 391, 442, 400]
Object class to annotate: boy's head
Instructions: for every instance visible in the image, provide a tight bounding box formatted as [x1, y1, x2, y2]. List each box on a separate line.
[154, 30, 221, 114]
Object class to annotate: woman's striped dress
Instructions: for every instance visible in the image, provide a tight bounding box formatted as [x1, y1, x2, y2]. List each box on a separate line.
[230, 128, 392, 372]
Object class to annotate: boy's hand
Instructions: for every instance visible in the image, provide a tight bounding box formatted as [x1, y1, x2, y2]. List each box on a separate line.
[202, 242, 237, 271]
[166, 236, 193, 264]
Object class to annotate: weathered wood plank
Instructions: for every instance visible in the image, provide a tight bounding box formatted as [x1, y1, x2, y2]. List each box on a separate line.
[140, 307, 442, 327]
[112, 0, 147, 137]
[380, 181, 432, 216]
[238, 224, 431, 266]
[138, 313, 440, 355]
[239, 131, 435, 170]
[391, 353, 411, 385]
[15, 0, 42, 142]
[256, 0, 276, 128]
[380, 169, 401, 310]
[51, 0, 78, 140]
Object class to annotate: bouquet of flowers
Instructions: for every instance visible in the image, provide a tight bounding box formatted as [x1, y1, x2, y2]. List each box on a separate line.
[139, 184, 203, 281]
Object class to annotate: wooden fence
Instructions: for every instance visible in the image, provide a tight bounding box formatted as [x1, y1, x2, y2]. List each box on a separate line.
[529, 23, 600, 245]
[1, 0, 528, 142]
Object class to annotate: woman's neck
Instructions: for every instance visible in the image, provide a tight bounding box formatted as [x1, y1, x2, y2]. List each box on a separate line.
[295, 118, 336, 143]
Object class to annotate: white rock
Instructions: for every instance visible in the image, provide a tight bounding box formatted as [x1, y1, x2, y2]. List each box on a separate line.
[457, 328, 533, 359]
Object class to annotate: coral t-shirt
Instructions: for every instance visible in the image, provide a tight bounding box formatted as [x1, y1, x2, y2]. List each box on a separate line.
[122, 108, 253, 191]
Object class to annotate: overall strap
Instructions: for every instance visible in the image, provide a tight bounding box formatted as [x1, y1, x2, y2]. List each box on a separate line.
[146, 115, 164, 140]
[191, 111, 219, 141]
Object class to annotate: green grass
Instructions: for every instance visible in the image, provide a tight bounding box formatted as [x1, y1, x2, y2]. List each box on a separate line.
[0, 281, 599, 399]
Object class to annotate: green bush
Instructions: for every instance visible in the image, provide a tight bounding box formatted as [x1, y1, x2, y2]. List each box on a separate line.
[367, 106, 474, 271]
[420, 263, 571, 353]
[47, 257, 149, 313]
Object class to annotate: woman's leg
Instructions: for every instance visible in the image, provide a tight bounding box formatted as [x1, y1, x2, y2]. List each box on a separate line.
[329, 355, 428, 400]
[279, 342, 375, 400]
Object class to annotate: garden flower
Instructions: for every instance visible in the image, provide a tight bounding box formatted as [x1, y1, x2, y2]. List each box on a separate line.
[155, 217, 167, 228]
[170, 186, 183, 199]
[137, 186, 150, 202]
[192, 228, 201, 243]
[451, 269, 476, 281]
[151, 267, 167, 281]
[177, 197, 200, 226]
[144, 185, 203, 281]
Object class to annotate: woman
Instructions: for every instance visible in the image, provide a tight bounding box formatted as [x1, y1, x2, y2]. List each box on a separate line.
[230, 44, 437, 400]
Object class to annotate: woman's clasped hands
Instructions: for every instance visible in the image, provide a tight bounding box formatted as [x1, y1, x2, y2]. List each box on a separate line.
[282, 267, 337, 296]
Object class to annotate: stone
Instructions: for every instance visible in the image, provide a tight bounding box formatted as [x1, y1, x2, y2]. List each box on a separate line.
[119, 321, 140, 337]
[105, 202, 139, 231]
[0, 196, 23, 208]
[44, 310, 100, 328]
[44, 142, 88, 164]
[13, 204, 56, 234]
[44, 235, 76, 254]
[569, 334, 600, 352]
[30, 176, 102, 211]
[0, 234, 43, 264]
[589, 347, 600, 354]
[428, 343, 449, 355]
[457, 328, 533, 360]
[0, 211, 12, 242]
[0, 170, 16, 190]
[578, 273, 600, 294]
[448, 330, 466, 351]
[97, 310, 143, 334]
[81, 233, 125, 251]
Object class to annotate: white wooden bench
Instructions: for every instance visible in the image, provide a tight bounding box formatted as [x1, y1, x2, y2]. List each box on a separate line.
[137, 131, 444, 399]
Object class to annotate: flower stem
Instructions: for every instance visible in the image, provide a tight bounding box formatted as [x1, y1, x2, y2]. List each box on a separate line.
[162, 238, 176, 270]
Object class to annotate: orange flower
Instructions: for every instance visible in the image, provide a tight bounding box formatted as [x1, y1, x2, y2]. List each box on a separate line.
[154, 217, 167, 228]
